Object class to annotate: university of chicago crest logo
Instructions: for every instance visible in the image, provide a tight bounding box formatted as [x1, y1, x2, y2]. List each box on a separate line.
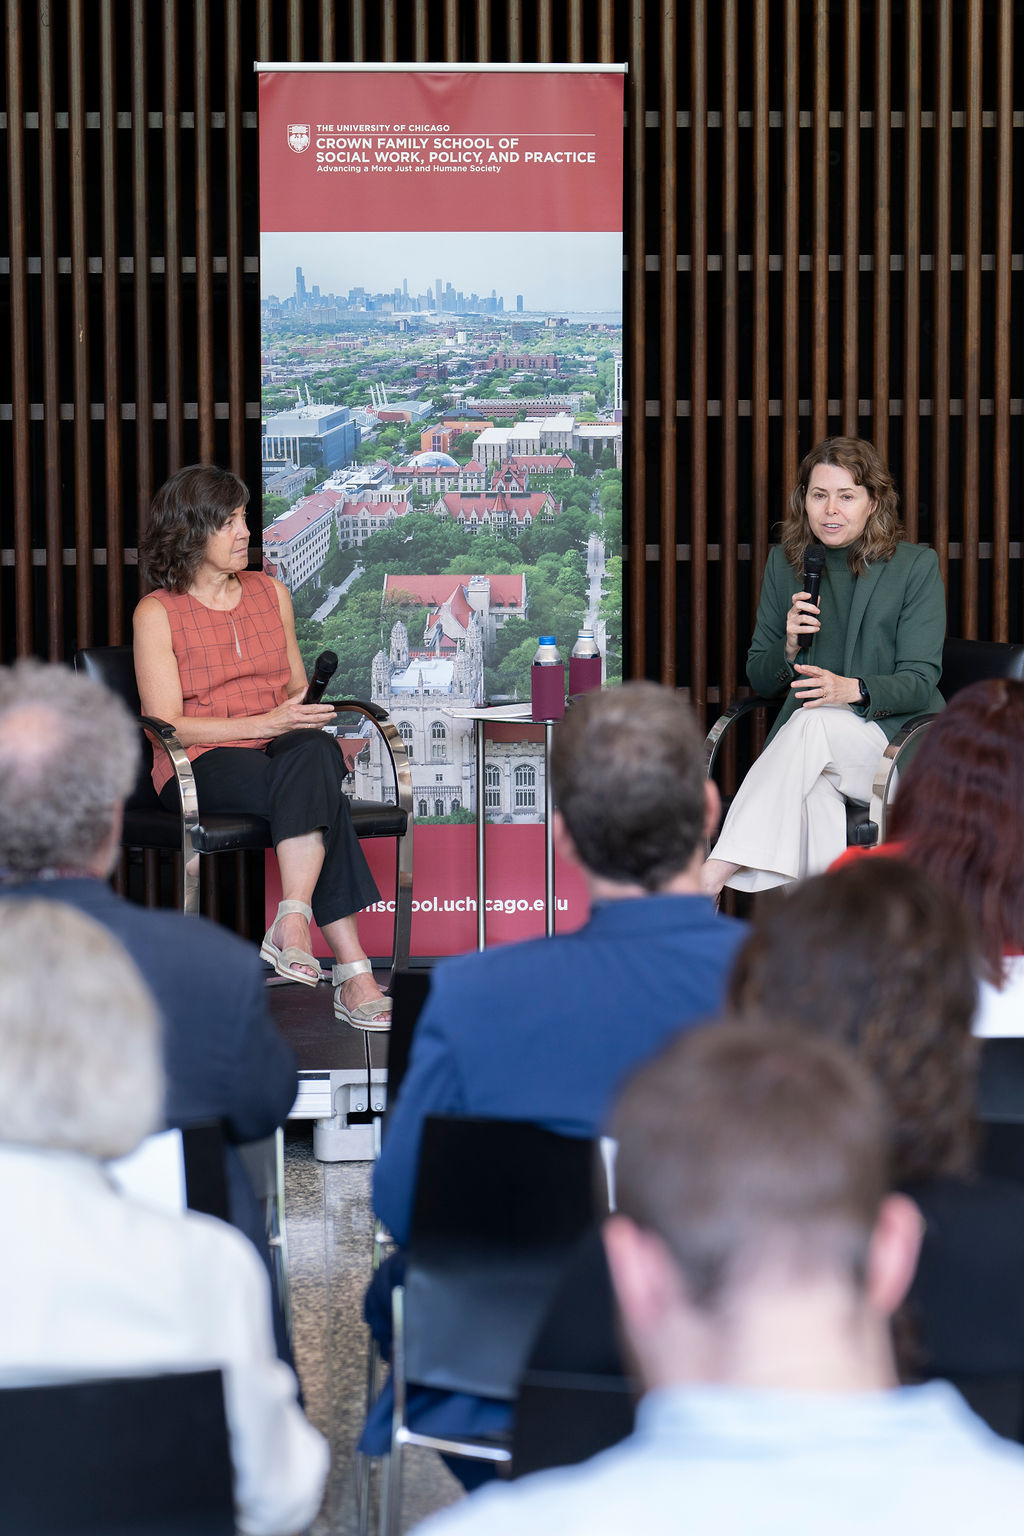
[287, 123, 310, 154]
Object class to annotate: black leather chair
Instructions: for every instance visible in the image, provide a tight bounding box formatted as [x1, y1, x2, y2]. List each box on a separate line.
[74, 645, 414, 981]
[706, 636, 1024, 851]
[380, 1116, 603, 1536]
[0, 1369, 234, 1535]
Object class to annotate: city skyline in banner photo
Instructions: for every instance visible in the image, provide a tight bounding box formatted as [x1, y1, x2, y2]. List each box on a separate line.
[258, 66, 624, 954]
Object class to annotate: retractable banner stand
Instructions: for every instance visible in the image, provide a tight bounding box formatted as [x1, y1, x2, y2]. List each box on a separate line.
[258, 64, 625, 956]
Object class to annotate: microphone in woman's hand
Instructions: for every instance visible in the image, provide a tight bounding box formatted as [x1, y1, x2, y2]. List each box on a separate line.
[303, 650, 338, 704]
[799, 546, 826, 650]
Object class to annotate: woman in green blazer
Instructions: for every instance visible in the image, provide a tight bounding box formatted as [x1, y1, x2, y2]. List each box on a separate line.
[702, 437, 946, 897]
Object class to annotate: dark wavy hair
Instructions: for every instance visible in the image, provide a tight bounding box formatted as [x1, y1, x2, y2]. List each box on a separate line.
[728, 860, 979, 1187]
[781, 436, 903, 577]
[140, 464, 250, 593]
[887, 678, 1024, 984]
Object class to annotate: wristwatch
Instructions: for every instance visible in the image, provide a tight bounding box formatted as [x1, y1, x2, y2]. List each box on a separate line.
[856, 678, 870, 706]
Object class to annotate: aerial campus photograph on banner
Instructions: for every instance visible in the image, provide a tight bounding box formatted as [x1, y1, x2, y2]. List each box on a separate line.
[258, 229, 623, 837]
[256, 66, 624, 949]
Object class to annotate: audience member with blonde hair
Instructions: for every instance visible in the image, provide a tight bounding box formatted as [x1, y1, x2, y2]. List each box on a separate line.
[0, 899, 327, 1536]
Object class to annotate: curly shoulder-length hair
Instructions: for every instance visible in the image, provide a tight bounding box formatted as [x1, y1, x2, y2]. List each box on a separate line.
[140, 463, 250, 593]
[887, 678, 1024, 984]
[728, 860, 979, 1188]
[781, 436, 904, 577]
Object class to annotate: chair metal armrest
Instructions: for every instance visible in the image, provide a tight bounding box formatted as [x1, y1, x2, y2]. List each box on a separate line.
[138, 716, 201, 913]
[867, 713, 938, 844]
[704, 695, 781, 777]
[329, 699, 415, 978]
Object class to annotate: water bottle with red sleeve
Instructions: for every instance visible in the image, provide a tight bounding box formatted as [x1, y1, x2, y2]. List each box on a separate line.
[530, 636, 565, 721]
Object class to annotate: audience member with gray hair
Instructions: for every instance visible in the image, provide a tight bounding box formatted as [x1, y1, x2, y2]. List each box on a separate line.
[0, 659, 298, 1356]
[0, 899, 328, 1536]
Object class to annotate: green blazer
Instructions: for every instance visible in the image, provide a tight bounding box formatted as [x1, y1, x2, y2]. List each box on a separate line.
[747, 542, 947, 744]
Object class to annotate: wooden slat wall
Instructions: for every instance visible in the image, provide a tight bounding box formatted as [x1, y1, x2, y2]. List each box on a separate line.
[1, 0, 1022, 919]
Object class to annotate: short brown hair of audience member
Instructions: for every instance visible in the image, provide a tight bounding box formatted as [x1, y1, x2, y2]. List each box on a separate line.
[140, 462, 250, 594]
[608, 1021, 909, 1355]
[727, 860, 979, 1189]
[782, 434, 902, 576]
[552, 681, 714, 891]
[883, 677, 1024, 987]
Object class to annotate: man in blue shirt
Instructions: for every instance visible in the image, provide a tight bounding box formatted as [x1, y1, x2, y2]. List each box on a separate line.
[364, 683, 745, 1460]
[415, 1026, 1024, 1535]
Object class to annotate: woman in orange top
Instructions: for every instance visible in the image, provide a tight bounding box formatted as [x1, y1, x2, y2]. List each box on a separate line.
[133, 464, 390, 1031]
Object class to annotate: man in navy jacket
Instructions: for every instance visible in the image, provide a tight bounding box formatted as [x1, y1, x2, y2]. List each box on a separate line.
[0, 660, 297, 1355]
[364, 682, 746, 1463]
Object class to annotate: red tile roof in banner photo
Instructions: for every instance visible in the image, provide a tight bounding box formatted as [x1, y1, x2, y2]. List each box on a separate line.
[383, 574, 526, 611]
[440, 492, 555, 522]
[263, 491, 343, 545]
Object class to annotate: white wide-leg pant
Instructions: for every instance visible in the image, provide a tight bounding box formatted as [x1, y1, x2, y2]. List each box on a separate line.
[709, 705, 888, 893]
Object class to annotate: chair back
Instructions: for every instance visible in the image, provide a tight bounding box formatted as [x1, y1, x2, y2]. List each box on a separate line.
[512, 1226, 635, 1477]
[0, 1369, 235, 1535]
[939, 638, 1024, 702]
[382, 969, 432, 1139]
[74, 646, 164, 813]
[403, 1116, 600, 1400]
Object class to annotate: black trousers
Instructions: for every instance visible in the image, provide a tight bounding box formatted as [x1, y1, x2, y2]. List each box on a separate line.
[161, 731, 380, 928]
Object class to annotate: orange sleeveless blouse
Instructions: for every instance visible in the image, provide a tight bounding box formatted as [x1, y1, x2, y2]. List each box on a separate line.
[148, 571, 292, 795]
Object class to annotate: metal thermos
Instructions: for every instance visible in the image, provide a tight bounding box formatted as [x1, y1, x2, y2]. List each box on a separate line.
[568, 629, 602, 696]
[531, 636, 565, 721]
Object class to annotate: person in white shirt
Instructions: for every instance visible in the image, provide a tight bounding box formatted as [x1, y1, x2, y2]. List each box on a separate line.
[414, 1024, 1024, 1536]
[0, 899, 328, 1536]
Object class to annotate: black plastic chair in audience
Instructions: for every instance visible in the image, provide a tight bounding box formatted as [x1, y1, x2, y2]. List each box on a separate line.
[512, 1226, 637, 1478]
[380, 1115, 603, 1536]
[0, 1369, 235, 1536]
[73, 645, 414, 984]
[705, 636, 1024, 852]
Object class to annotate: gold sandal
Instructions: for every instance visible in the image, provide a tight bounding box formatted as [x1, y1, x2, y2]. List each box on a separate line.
[260, 900, 321, 987]
[333, 959, 392, 1031]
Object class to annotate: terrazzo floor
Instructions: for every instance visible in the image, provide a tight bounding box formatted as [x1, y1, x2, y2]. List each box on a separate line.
[283, 1123, 464, 1535]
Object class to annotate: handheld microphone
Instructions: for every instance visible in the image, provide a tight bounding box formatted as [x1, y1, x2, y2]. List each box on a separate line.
[799, 545, 826, 650]
[302, 650, 338, 704]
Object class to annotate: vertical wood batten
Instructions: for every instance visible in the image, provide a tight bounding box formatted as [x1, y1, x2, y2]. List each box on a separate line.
[811, 0, 828, 444]
[960, 0, 983, 640]
[351, 0, 367, 62]
[38, 1, 63, 658]
[68, 0, 93, 648]
[256, 0, 270, 60]
[444, 0, 459, 60]
[413, 0, 428, 58]
[6, 0, 31, 653]
[225, 0, 245, 476]
[751, 0, 769, 602]
[506, 0, 522, 63]
[626, 0, 646, 675]
[598, 0, 613, 62]
[319, 1, 335, 57]
[872, 0, 891, 465]
[382, 2, 398, 61]
[659, 1, 678, 688]
[902, 0, 921, 542]
[932, 0, 952, 586]
[782, 0, 799, 493]
[475, 0, 490, 61]
[164, 0, 184, 470]
[195, 0, 215, 461]
[568, 0, 583, 62]
[720, 0, 738, 698]
[538, 0, 553, 64]
[286, 0, 302, 60]
[993, 0, 1013, 641]
[688, 3, 707, 712]
[131, 0, 153, 604]
[100, 0, 123, 628]
[841, 0, 860, 438]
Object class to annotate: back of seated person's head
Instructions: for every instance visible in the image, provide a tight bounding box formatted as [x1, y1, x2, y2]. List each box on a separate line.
[551, 682, 708, 890]
[0, 659, 139, 876]
[606, 1024, 910, 1391]
[887, 677, 1024, 982]
[0, 899, 161, 1161]
[728, 861, 979, 1187]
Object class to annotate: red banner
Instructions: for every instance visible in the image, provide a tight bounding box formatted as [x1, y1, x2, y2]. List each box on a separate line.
[258, 66, 624, 955]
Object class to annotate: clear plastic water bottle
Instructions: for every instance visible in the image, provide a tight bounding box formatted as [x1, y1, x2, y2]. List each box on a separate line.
[569, 629, 602, 697]
[531, 636, 565, 721]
